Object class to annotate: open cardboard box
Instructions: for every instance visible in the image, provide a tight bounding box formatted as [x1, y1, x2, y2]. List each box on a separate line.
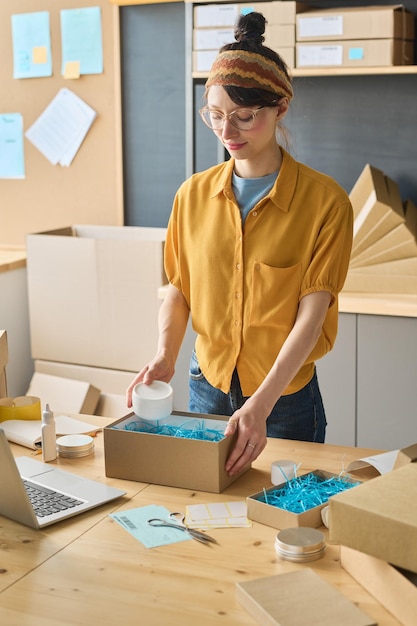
[103, 411, 250, 493]
[0, 330, 8, 399]
[341, 545, 417, 626]
[329, 443, 417, 574]
[247, 470, 360, 530]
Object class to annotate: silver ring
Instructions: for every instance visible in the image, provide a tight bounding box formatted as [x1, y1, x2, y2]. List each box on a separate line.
[247, 443, 256, 449]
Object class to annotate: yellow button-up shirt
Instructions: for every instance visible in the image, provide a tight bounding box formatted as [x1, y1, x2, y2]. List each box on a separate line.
[165, 148, 353, 396]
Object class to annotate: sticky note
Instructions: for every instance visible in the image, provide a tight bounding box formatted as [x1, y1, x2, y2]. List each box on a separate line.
[64, 61, 81, 79]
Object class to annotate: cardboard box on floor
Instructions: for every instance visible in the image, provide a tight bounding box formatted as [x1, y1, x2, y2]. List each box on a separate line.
[26, 372, 100, 415]
[350, 164, 405, 258]
[329, 443, 417, 574]
[26, 226, 167, 373]
[341, 545, 417, 626]
[103, 411, 250, 493]
[296, 5, 415, 42]
[0, 330, 8, 399]
[296, 38, 414, 69]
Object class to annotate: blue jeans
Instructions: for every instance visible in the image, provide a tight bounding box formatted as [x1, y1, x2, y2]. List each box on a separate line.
[188, 350, 326, 443]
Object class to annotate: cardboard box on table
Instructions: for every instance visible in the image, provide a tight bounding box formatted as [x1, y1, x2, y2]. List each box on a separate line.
[247, 470, 359, 530]
[0, 330, 8, 399]
[26, 225, 167, 373]
[341, 545, 417, 626]
[103, 411, 250, 493]
[296, 5, 415, 42]
[329, 443, 417, 574]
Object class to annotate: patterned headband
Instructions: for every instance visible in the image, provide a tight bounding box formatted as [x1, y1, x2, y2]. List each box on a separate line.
[206, 49, 293, 101]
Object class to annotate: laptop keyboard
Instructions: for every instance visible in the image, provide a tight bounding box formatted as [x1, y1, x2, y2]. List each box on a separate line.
[23, 480, 83, 517]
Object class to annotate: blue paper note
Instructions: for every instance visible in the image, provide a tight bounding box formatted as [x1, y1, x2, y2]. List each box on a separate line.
[11, 11, 52, 79]
[60, 7, 103, 76]
[0, 114, 25, 179]
[110, 505, 191, 548]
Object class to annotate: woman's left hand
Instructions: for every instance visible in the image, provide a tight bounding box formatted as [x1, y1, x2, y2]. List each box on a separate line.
[223, 403, 268, 476]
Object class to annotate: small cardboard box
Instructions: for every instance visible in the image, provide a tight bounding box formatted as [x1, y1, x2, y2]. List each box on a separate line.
[329, 448, 417, 574]
[341, 545, 417, 626]
[247, 470, 359, 530]
[264, 1, 309, 26]
[350, 164, 404, 257]
[0, 330, 8, 399]
[296, 5, 415, 42]
[26, 225, 167, 373]
[296, 38, 414, 69]
[103, 411, 250, 493]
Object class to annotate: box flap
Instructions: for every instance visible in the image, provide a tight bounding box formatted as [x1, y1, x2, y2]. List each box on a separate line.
[0, 330, 8, 371]
[394, 442, 417, 468]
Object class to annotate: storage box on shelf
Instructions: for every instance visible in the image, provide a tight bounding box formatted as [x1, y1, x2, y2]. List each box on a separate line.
[0, 330, 8, 399]
[295, 5, 415, 69]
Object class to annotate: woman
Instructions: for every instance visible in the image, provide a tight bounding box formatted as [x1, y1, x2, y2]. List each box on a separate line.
[127, 12, 353, 477]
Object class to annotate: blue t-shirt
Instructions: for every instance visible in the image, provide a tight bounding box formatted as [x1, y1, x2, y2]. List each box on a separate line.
[232, 170, 278, 222]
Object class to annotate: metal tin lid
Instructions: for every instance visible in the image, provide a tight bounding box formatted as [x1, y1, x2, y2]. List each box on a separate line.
[56, 434, 95, 458]
[275, 527, 326, 562]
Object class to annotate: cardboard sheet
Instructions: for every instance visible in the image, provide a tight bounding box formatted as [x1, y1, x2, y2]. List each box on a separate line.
[236, 569, 376, 626]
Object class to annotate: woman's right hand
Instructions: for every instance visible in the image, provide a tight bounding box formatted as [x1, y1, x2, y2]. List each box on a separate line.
[125, 351, 174, 408]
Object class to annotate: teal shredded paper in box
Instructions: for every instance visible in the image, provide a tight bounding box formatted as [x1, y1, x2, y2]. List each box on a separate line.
[247, 470, 360, 530]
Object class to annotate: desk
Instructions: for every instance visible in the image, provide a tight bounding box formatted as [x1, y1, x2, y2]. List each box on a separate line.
[0, 416, 401, 625]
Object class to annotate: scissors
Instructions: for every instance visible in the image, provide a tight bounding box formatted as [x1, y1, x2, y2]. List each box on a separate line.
[147, 512, 218, 546]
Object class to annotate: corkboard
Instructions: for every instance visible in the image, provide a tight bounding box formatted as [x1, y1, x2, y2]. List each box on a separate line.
[0, 0, 123, 245]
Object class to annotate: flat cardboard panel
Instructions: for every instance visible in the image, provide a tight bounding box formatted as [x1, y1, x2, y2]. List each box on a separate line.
[349, 219, 417, 268]
[341, 546, 417, 626]
[329, 463, 417, 574]
[344, 257, 417, 295]
[26, 225, 167, 372]
[26, 372, 100, 415]
[236, 569, 376, 626]
[34, 360, 136, 395]
[0, 1, 123, 245]
[296, 6, 415, 42]
[104, 411, 250, 493]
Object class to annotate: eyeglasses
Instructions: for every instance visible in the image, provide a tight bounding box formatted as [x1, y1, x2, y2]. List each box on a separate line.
[199, 106, 265, 131]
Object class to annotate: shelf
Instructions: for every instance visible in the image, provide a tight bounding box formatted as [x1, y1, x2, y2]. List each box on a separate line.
[193, 65, 417, 80]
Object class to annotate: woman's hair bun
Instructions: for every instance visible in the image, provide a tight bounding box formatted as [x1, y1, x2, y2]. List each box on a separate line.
[234, 12, 266, 46]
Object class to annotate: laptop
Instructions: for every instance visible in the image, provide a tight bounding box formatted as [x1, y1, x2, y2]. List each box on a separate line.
[0, 428, 126, 529]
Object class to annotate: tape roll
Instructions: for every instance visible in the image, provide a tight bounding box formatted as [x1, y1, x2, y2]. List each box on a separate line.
[0, 396, 42, 422]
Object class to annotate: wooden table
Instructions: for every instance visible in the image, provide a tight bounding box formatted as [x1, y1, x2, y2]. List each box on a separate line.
[0, 416, 402, 625]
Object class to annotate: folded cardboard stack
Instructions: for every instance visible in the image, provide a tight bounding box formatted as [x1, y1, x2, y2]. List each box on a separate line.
[296, 5, 415, 68]
[329, 443, 417, 626]
[343, 164, 417, 295]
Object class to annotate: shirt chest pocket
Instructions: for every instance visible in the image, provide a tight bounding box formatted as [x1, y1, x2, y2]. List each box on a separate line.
[249, 262, 302, 329]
